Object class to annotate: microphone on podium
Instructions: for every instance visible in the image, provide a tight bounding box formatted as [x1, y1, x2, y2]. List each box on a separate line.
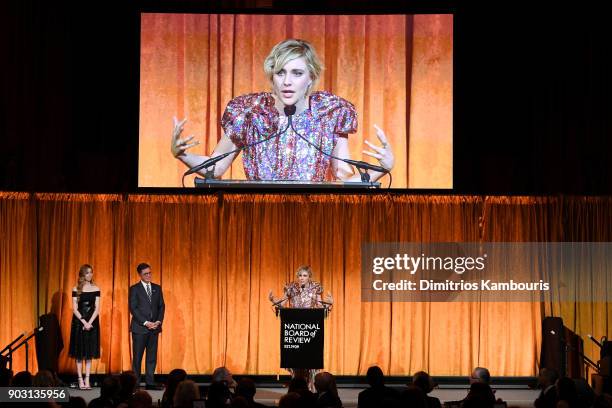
[284, 105, 297, 116]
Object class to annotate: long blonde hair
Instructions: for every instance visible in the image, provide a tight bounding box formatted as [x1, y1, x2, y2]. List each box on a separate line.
[76, 264, 94, 297]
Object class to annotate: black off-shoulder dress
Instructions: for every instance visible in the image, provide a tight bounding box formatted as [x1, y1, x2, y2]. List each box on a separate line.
[68, 290, 100, 359]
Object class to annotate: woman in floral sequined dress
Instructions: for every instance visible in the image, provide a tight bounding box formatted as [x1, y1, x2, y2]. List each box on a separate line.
[268, 265, 333, 310]
[171, 39, 394, 181]
[268, 265, 333, 390]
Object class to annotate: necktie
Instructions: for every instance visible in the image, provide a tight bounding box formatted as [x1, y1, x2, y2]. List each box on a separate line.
[146, 284, 152, 302]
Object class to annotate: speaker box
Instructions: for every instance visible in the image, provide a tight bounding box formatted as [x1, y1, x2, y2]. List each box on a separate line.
[541, 317, 566, 375]
[591, 373, 612, 395]
[35, 314, 64, 374]
[598, 356, 611, 377]
[540, 317, 584, 378]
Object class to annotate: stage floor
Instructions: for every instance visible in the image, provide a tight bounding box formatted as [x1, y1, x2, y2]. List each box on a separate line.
[69, 386, 541, 407]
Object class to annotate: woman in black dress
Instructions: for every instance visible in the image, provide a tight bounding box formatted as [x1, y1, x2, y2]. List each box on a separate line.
[69, 264, 101, 390]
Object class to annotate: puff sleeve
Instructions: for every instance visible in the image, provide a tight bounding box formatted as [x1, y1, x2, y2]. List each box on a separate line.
[221, 94, 252, 148]
[334, 98, 358, 135]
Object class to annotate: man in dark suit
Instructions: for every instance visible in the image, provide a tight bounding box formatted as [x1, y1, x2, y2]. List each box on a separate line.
[357, 366, 399, 408]
[129, 263, 165, 389]
[412, 371, 441, 408]
[314, 372, 343, 408]
[534, 368, 559, 408]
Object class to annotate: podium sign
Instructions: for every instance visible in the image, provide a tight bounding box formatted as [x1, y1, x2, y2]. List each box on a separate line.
[280, 308, 324, 369]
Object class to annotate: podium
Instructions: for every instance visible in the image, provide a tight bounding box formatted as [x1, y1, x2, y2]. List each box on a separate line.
[280, 309, 325, 369]
[195, 178, 381, 189]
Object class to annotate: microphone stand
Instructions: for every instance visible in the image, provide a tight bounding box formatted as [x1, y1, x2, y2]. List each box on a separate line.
[0, 332, 25, 371]
[272, 294, 293, 317]
[185, 103, 387, 185]
[271, 282, 299, 317]
[271, 282, 332, 318]
[283, 105, 388, 183]
[0, 332, 25, 355]
[184, 121, 292, 179]
[270, 282, 305, 317]
[5, 327, 42, 372]
[314, 299, 333, 318]
[587, 334, 605, 349]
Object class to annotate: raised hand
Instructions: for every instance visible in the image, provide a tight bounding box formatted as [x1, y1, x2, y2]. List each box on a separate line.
[172, 116, 201, 158]
[362, 124, 394, 171]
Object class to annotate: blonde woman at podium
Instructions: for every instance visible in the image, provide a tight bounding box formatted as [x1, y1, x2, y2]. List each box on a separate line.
[171, 38, 394, 182]
[268, 265, 333, 390]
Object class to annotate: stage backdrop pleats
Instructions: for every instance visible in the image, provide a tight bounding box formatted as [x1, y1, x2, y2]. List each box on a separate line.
[0, 192, 37, 372]
[0, 193, 610, 376]
[138, 13, 453, 189]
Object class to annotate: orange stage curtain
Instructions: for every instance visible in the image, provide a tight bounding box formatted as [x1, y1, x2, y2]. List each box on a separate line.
[138, 14, 453, 189]
[0, 192, 37, 372]
[542, 197, 612, 371]
[0, 193, 610, 376]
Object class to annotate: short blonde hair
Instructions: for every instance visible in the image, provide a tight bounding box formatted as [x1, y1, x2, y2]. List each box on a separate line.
[264, 39, 324, 94]
[296, 265, 313, 279]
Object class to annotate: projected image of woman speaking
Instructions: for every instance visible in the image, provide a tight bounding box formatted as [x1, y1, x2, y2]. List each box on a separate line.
[170, 39, 394, 182]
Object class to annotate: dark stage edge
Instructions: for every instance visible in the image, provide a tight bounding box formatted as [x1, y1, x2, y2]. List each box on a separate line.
[58, 374, 537, 389]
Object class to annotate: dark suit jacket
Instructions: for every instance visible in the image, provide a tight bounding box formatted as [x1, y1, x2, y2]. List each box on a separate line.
[534, 386, 558, 408]
[315, 392, 343, 408]
[357, 385, 400, 408]
[129, 282, 165, 334]
[426, 395, 442, 408]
